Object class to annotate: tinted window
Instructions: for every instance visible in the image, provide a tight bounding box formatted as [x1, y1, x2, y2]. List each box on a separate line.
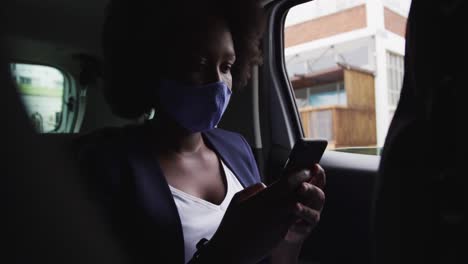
[10, 63, 65, 133]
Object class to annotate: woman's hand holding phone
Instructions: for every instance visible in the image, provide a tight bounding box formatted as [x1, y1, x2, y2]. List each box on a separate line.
[269, 164, 325, 264]
[279, 139, 327, 243]
[282, 164, 325, 243]
[197, 164, 325, 264]
[193, 139, 326, 263]
[200, 172, 307, 263]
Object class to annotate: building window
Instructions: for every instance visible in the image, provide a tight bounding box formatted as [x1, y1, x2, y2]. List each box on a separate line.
[10, 63, 66, 133]
[294, 82, 346, 109]
[387, 52, 404, 109]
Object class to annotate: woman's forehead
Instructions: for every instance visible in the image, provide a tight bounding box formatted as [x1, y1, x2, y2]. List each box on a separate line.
[170, 18, 235, 58]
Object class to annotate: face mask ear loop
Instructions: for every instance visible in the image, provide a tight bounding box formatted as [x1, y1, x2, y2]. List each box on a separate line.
[144, 108, 156, 121]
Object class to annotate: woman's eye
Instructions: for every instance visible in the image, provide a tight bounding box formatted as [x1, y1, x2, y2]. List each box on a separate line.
[220, 63, 232, 73]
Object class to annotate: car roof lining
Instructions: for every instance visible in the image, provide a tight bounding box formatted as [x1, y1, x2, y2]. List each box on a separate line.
[6, 0, 108, 56]
[5, 0, 280, 57]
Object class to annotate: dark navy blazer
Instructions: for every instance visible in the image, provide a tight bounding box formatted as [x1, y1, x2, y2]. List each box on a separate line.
[78, 125, 266, 263]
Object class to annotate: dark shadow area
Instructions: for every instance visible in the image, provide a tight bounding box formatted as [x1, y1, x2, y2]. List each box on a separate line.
[374, 1, 467, 263]
[1, 36, 127, 264]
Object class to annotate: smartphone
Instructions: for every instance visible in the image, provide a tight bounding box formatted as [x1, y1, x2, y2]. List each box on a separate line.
[282, 138, 328, 173]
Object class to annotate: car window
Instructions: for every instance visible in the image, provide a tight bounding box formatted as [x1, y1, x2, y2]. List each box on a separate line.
[284, 0, 411, 155]
[10, 63, 66, 133]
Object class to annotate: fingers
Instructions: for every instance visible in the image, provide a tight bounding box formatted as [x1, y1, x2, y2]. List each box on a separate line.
[286, 169, 312, 191]
[284, 164, 325, 192]
[310, 164, 326, 189]
[234, 182, 266, 203]
[294, 202, 321, 226]
[297, 182, 325, 211]
[290, 179, 325, 232]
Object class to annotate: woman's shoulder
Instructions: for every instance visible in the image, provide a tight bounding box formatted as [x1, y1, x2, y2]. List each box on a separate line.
[203, 128, 254, 162]
[205, 128, 261, 185]
[75, 125, 142, 197]
[204, 128, 252, 152]
[76, 124, 140, 151]
[204, 128, 248, 143]
[75, 124, 144, 169]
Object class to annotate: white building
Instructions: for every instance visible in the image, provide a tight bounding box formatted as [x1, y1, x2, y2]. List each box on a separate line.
[285, 0, 411, 147]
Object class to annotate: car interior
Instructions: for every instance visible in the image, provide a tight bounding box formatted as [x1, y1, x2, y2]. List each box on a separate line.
[3, 0, 466, 263]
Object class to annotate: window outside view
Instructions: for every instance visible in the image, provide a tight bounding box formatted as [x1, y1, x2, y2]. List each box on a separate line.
[10, 63, 65, 133]
[285, 0, 411, 155]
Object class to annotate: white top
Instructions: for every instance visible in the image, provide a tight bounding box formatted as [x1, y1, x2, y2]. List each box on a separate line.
[169, 160, 244, 263]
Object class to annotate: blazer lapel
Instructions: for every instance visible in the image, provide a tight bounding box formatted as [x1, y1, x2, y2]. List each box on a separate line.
[125, 126, 185, 263]
[203, 130, 257, 188]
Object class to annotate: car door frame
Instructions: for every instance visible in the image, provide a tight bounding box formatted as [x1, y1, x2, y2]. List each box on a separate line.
[259, 0, 380, 262]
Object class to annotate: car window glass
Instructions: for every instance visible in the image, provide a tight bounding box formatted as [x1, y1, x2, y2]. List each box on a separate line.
[284, 0, 411, 155]
[10, 63, 66, 133]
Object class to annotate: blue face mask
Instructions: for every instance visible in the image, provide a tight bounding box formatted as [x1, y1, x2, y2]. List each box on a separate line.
[157, 80, 232, 132]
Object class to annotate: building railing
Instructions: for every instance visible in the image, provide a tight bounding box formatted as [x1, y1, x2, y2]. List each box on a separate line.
[299, 105, 377, 149]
